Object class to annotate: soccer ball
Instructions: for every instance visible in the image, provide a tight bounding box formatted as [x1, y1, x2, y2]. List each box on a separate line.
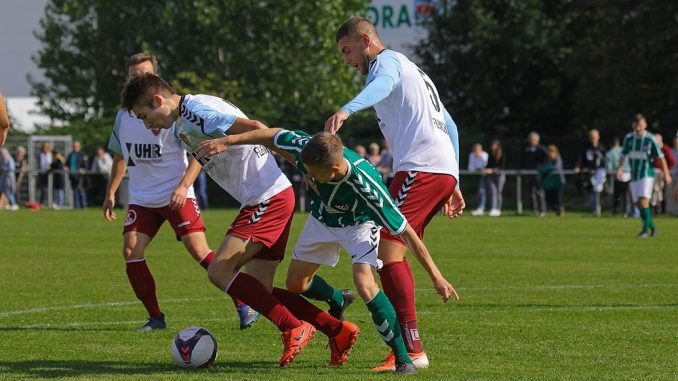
[170, 326, 218, 368]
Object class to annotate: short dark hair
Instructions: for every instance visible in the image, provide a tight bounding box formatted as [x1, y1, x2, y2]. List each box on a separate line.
[336, 16, 375, 42]
[126, 52, 158, 72]
[301, 132, 344, 167]
[121, 73, 175, 112]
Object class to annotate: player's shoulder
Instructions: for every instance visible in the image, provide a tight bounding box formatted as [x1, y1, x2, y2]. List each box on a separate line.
[182, 94, 245, 117]
[369, 49, 404, 75]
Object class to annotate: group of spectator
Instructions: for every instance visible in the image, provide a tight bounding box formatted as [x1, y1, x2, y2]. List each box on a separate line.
[353, 141, 394, 186]
[467, 122, 678, 217]
[0, 140, 114, 210]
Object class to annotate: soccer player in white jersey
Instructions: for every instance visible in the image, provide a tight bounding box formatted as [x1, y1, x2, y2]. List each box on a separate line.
[196, 128, 458, 374]
[616, 114, 672, 238]
[121, 73, 361, 368]
[323, 17, 465, 370]
[103, 53, 257, 331]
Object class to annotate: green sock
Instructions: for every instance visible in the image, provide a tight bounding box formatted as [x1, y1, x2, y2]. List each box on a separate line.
[644, 207, 655, 230]
[301, 275, 343, 310]
[366, 290, 412, 365]
[641, 208, 651, 232]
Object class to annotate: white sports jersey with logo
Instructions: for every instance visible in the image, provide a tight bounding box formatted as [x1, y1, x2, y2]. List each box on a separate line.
[108, 110, 195, 208]
[174, 94, 290, 206]
[368, 50, 459, 178]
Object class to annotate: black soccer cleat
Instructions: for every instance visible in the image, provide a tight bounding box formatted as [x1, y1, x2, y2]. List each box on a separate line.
[394, 362, 417, 375]
[650, 228, 658, 238]
[138, 313, 166, 332]
[329, 289, 356, 321]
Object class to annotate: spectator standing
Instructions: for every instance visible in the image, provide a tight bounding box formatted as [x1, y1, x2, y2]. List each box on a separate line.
[0, 148, 18, 210]
[65, 141, 89, 209]
[468, 143, 489, 216]
[14, 146, 28, 202]
[193, 169, 209, 210]
[367, 142, 381, 166]
[522, 132, 547, 216]
[377, 140, 394, 187]
[49, 151, 66, 208]
[606, 137, 632, 217]
[484, 139, 506, 217]
[539, 145, 565, 216]
[353, 144, 367, 159]
[37, 142, 53, 205]
[575, 129, 607, 217]
[651, 134, 675, 214]
[90, 147, 113, 206]
[0, 93, 9, 148]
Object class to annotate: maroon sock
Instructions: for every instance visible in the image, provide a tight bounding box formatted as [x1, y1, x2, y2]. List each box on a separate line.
[273, 287, 342, 337]
[226, 273, 301, 332]
[125, 259, 161, 317]
[379, 259, 422, 353]
[198, 250, 215, 269]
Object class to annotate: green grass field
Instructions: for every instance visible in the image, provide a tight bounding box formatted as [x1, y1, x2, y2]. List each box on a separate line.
[0, 209, 676, 380]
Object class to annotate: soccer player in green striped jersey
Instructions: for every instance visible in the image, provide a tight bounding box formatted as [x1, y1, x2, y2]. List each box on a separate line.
[197, 128, 459, 375]
[616, 114, 672, 238]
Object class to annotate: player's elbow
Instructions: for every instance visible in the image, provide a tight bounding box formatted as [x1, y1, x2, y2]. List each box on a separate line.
[251, 120, 268, 130]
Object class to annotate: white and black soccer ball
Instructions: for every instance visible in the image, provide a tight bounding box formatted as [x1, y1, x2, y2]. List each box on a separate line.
[170, 326, 218, 368]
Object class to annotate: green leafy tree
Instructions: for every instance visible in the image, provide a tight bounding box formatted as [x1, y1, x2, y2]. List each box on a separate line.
[31, 0, 369, 149]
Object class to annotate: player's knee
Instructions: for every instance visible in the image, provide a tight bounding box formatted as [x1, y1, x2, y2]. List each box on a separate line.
[122, 246, 143, 261]
[285, 277, 309, 294]
[354, 278, 379, 301]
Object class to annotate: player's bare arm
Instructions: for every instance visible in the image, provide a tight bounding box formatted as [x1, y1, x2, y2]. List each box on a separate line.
[616, 155, 626, 181]
[196, 127, 286, 159]
[660, 157, 672, 185]
[0, 93, 9, 147]
[171, 157, 201, 210]
[103, 153, 127, 221]
[400, 224, 459, 303]
[324, 110, 349, 135]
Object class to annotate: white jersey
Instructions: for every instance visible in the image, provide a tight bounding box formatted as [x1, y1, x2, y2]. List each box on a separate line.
[368, 50, 459, 178]
[174, 94, 290, 206]
[108, 110, 195, 208]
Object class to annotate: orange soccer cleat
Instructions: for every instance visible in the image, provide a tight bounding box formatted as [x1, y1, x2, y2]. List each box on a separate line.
[328, 320, 360, 366]
[279, 321, 316, 368]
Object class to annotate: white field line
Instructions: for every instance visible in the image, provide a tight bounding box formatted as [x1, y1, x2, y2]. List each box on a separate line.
[7, 304, 678, 330]
[1, 284, 676, 319]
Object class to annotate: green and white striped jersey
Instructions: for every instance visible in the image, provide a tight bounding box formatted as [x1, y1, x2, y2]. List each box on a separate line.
[621, 132, 663, 181]
[273, 129, 407, 235]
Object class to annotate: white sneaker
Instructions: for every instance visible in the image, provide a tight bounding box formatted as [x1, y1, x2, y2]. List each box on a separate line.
[470, 208, 485, 216]
[8, 205, 19, 211]
[488, 209, 501, 217]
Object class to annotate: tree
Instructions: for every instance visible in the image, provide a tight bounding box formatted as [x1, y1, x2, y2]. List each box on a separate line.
[31, 0, 370, 149]
[417, 0, 678, 165]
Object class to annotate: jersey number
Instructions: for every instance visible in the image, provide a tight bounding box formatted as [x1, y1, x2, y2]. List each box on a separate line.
[417, 68, 441, 112]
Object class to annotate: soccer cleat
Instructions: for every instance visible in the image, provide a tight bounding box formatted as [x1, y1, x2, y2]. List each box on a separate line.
[137, 313, 166, 332]
[650, 228, 658, 238]
[373, 351, 429, 372]
[279, 321, 316, 367]
[636, 231, 649, 239]
[395, 362, 417, 375]
[237, 304, 259, 330]
[328, 289, 356, 321]
[470, 208, 485, 216]
[328, 320, 360, 366]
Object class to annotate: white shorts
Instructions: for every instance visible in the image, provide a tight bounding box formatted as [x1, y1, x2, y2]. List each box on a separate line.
[630, 177, 654, 201]
[292, 216, 382, 268]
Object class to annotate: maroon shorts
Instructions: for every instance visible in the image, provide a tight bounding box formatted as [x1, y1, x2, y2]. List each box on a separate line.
[227, 186, 295, 261]
[381, 171, 457, 245]
[123, 198, 206, 240]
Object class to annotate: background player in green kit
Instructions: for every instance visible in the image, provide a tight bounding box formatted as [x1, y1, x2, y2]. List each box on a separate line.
[196, 128, 459, 375]
[617, 114, 672, 237]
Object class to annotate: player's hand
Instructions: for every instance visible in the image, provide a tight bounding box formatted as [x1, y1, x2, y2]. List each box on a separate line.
[433, 276, 459, 303]
[616, 168, 623, 181]
[443, 188, 465, 218]
[304, 176, 319, 195]
[170, 184, 188, 210]
[103, 197, 116, 221]
[324, 110, 349, 135]
[196, 137, 230, 159]
[665, 173, 672, 186]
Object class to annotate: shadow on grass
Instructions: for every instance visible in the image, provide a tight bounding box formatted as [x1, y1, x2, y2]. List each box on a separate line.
[0, 359, 278, 378]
